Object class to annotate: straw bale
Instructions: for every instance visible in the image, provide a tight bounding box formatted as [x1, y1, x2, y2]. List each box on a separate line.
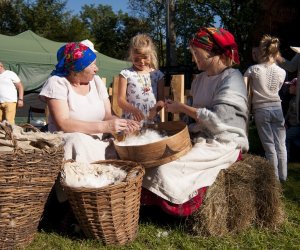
[242, 154, 285, 228]
[187, 171, 228, 236]
[224, 162, 256, 232]
[187, 154, 285, 236]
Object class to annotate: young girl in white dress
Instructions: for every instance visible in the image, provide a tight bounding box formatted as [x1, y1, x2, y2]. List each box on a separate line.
[117, 34, 165, 122]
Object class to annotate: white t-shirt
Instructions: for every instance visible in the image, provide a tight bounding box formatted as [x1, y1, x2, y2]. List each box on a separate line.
[0, 70, 21, 103]
[39, 75, 109, 132]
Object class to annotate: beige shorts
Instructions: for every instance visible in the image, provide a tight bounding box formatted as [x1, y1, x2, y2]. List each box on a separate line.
[0, 102, 17, 124]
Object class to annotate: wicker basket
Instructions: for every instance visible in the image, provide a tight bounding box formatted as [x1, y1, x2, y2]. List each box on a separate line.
[114, 121, 192, 168]
[61, 160, 145, 246]
[0, 148, 64, 250]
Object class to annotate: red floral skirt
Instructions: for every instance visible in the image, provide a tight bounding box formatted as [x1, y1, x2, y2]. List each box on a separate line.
[140, 151, 243, 217]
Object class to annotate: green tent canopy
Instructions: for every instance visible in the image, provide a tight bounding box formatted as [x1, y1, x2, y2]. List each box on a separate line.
[0, 30, 130, 92]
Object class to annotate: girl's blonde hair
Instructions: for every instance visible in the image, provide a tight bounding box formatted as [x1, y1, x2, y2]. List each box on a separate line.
[259, 35, 280, 63]
[128, 34, 158, 69]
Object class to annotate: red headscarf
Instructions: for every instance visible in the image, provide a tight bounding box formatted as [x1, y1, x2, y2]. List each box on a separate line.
[190, 27, 240, 65]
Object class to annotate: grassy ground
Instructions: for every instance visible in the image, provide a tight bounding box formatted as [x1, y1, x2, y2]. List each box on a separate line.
[22, 124, 300, 249]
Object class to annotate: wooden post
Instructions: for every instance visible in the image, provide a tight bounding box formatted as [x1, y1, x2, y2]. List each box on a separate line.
[111, 76, 122, 117]
[170, 74, 184, 121]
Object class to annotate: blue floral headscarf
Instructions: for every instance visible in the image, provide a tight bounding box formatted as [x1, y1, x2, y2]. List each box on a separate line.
[51, 42, 96, 77]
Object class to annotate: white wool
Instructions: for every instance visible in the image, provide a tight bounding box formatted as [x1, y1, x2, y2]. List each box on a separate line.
[116, 129, 167, 146]
[62, 162, 127, 188]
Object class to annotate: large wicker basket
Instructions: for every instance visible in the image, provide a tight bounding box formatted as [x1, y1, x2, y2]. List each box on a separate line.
[61, 160, 145, 246]
[0, 147, 64, 250]
[114, 121, 192, 168]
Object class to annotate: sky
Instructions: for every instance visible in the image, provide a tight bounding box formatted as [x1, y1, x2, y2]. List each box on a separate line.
[66, 0, 129, 14]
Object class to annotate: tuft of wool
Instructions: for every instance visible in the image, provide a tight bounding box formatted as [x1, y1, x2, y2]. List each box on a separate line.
[62, 162, 127, 188]
[116, 129, 167, 146]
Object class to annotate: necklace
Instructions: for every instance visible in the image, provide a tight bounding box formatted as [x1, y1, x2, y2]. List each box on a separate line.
[136, 72, 151, 95]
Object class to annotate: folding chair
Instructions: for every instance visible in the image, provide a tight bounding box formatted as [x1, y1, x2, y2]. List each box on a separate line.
[27, 106, 47, 131]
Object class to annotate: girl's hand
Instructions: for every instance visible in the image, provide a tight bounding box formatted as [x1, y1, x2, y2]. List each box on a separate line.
[125, 119, 141, 134]
[107, 118, 128, 134]
[165, 99, 181, 113]
[131, 108, 145, 122]
[148, 100, 165, 120]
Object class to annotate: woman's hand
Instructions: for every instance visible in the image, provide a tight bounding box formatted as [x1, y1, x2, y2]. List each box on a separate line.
[106, 118, 129, 134]
[165, 99, 182, 113]
[148, 100, 165, 120]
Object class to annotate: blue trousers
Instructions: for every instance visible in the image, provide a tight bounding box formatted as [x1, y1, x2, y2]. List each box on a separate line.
[254, 107, 287, 181]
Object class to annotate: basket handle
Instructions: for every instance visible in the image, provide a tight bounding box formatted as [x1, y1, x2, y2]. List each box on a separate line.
[0, 122, 19, 151]
[20, 123, 41, 132]
[125, 164, 145, 181]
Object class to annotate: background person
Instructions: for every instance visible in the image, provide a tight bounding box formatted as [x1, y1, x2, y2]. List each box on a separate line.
[0, 62, 24, 124]
[117, 34, 165, 123]
[244, 35, 287, 181]
[284, 78, 300, 162]
[277, 46, 300, 126]
[142, 27, 249, 216]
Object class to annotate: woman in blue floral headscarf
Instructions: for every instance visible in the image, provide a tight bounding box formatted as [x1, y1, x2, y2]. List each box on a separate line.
[40, 42, 140, 163]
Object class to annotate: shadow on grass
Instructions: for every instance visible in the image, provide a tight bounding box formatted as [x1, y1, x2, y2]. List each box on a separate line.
[139, 205, 187, 229]
[38, 187, 85, 240]
[283, 163, 300, 203]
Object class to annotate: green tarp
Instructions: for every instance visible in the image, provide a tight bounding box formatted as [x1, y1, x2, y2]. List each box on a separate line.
[0, 30, 130, 92]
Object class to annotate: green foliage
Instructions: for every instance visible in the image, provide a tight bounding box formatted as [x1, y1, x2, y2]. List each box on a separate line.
[0, 0, 89, 42]
[79, 4, 151, 59]
[0, 0, 262, 65]
[0, 0, 25, 35]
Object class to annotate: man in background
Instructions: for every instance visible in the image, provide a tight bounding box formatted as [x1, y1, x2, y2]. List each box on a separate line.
[0, 62, 24, 124]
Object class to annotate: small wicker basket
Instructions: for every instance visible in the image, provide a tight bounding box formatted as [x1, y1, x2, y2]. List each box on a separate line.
[114, 121, 192, 168]
[61, 160, 145, 246]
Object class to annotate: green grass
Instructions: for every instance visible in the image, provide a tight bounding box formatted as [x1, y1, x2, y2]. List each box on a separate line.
[23, 163, 300, 250]
[22, 124, 300, 249]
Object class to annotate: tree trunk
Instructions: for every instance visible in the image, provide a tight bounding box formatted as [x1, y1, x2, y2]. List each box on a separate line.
[169, 0, 177, 66]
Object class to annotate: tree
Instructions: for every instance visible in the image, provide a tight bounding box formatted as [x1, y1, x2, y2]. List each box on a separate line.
[128, 0, 215, 66]
[80, 4, 151, 59]
[196, 0, 261, 69]
[0, 0, 25, 35]
[21, 0, 71, 41]
[80, 4, 119, 57]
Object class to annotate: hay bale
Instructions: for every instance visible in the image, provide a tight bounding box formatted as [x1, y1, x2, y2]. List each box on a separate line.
[187, 154, 285, 236]
[242, 154, 285, 229]
[224, 162, 256, 232]
[187, 171, 229, 236]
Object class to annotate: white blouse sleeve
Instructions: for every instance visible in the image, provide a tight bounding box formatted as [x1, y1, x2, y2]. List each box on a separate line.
[39, 75, 69, 102]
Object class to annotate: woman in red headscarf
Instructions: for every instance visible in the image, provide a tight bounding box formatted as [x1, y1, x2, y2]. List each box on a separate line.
[141, 27, 249, 216]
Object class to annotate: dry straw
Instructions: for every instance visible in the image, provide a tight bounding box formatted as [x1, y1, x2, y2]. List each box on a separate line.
[61, 160, 145, 246]
[187, 154, 285, 236]
[0, 123, 63, 249]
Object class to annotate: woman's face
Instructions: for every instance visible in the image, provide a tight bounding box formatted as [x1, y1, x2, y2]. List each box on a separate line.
[78, 60, 98, 82]
[132, 52, 151, 71]
[190, 46, 215, 71]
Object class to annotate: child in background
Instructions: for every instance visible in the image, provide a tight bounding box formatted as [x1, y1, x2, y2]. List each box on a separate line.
[285, 78, 300, 162]
[117, 34, 165, 123]
[244, 35, 287, 181]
